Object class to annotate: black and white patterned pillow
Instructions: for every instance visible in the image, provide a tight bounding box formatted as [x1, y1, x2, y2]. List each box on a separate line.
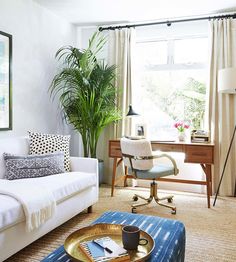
[28, 132, 70, 171]
[3, 152, 65, 180]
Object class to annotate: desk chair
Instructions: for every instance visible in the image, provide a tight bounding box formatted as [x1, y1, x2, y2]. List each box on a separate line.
[121, 137, 179, 214]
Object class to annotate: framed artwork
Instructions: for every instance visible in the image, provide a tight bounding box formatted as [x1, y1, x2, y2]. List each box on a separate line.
[0, 30, 12, 130]
[135, 123, 147, 137]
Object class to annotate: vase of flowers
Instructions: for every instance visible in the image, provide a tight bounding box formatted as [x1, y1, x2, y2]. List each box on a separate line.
[174, 121, 190, 142]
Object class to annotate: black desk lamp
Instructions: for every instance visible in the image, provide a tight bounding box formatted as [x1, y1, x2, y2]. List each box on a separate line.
[213, 67, 236, 206]
[126, 105, 139, 117]
[125, 105, 140, 137]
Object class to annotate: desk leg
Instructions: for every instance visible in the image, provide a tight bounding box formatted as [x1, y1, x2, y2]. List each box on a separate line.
[111, 158, 124, 197]
[201, 164, 212, 208]
[207, 165, 213, 196]
[124, 166, 128, 187]
[111, 157, 118, 197]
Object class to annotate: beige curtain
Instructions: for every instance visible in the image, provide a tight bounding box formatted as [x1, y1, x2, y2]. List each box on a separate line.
[109, 28, 136, 138]
[208, 18, 236, 196]
[101, 28, 136, 184]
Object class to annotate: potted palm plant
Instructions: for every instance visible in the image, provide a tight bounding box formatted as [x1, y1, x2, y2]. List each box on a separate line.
[50, 32, 121, 182]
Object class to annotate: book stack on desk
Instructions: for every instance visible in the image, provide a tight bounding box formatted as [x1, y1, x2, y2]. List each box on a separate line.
[191, 130, 210, 143]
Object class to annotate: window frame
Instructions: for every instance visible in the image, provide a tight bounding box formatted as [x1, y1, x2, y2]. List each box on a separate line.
[136, 35, 208, 71]
[133, 34, 209, 133]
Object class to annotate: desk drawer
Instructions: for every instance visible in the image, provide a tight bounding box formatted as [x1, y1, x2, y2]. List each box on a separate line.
[109, 141, 122, 157]
[152, 143, 183, 152]
[185, 145, 214, 164]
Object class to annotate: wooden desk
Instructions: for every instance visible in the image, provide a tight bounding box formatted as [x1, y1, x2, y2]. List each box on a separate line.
[109, 140, 214, 208]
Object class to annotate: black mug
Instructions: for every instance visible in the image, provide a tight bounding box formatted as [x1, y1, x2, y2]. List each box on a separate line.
[122, 225, 148, 250]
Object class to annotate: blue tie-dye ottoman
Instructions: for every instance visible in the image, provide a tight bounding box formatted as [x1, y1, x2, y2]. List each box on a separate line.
[42, 211, 185, 262]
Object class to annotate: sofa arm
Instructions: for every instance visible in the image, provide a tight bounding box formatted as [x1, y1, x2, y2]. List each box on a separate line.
[70, 157, 98, 174]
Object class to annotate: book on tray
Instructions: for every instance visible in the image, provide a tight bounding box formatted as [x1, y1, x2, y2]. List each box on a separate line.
[78, 236, 130, 262]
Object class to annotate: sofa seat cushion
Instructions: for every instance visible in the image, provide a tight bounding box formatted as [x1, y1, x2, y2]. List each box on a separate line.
[0, 194, 25, 231]
[0, 172, 97, 231]
[36, 172, 97, 203]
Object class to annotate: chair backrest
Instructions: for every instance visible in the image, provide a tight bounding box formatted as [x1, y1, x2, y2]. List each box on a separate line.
[120, 137, 153, 170]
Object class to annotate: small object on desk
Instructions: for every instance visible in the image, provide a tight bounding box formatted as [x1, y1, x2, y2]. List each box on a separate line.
[191, 130, 210, 143]
[125, 135, 145, 140]
[151, 139, 175, 142]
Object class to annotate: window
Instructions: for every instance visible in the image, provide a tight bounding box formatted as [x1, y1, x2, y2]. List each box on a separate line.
[137, 41, 168, 65]
[133, 36, 208, 139]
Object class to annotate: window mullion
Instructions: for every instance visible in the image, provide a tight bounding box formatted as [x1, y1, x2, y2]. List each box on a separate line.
[169, 40, 174, 66]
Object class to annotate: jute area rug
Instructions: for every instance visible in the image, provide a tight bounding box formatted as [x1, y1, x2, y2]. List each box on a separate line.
[6, 186, 236, 262]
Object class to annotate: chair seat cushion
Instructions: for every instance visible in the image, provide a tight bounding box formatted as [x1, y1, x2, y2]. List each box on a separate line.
[131, 164, 174, 179]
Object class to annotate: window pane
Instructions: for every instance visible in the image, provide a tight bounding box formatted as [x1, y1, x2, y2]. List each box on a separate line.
[174, 38, 208, 64]
[135, 41, 167, 67]
[133, 69, 207, 139]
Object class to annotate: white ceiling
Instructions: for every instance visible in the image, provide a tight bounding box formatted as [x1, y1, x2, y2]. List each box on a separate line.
[34, 0, 236, 26]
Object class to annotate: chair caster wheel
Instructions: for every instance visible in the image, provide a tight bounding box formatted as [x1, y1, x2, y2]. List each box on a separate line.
[132, 207, 137, 213]
[133, 196, 138, 201]
[168, 198, 173, 203]
[171, 208, 176, 215]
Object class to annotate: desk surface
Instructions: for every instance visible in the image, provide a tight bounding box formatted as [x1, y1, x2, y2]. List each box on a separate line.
[110, 139, 214, 146]
[109, 139, 214, 164]
[152, 140, 213, 145]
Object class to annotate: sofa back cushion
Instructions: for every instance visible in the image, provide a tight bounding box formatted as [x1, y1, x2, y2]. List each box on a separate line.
[28, 132, 71, 172]
[0, 137, 29, 179]
[3, 152, 65, 180]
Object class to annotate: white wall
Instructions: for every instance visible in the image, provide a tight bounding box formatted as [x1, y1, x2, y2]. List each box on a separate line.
[0, 0, 76, 139]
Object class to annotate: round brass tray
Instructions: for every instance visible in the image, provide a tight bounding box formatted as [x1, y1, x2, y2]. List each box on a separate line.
[64, 223, 155, 262]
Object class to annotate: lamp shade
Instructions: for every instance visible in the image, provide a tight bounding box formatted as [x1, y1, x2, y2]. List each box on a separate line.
[126, 105, 139, 117]
[218, 67, 236, 94]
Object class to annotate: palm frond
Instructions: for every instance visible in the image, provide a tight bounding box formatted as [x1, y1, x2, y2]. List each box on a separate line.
[49, 31, 122, 157]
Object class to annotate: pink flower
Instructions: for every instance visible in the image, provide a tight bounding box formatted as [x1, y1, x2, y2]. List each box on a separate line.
[174, 121, 190, 132]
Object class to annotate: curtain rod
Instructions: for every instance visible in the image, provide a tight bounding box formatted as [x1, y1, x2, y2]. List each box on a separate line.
[99, 13, 236, 31]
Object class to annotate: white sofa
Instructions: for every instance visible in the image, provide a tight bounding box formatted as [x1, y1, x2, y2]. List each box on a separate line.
[0, 136, 98, 261]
